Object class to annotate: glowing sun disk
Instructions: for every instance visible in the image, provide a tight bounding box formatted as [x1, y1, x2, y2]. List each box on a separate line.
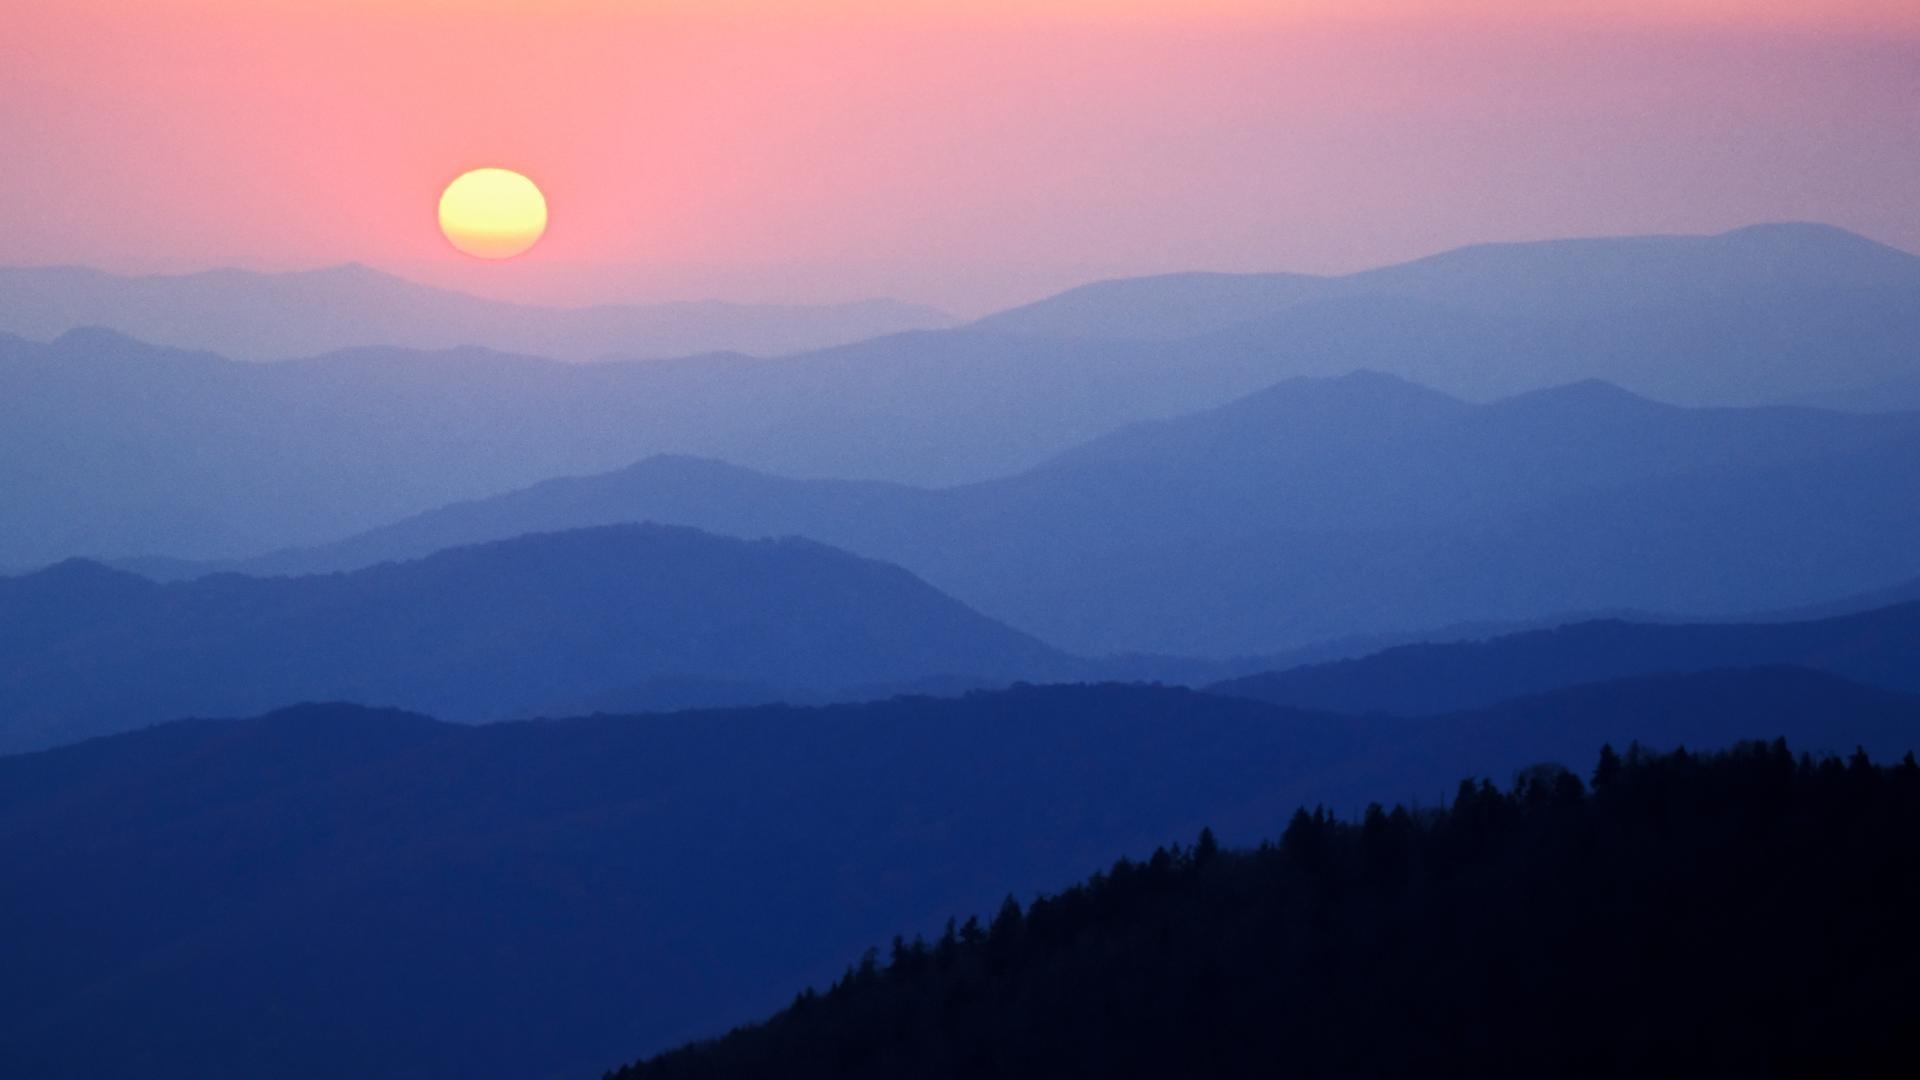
[439, 168, 547, 259]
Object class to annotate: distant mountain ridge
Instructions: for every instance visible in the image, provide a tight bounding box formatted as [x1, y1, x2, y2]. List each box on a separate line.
[0, 324, 1390, 563]
[974, 223, 1920, 407]
[977, 222, 1919, 338]
[1212, 601, 1920, 715]
[138, 372, 1920, 657]
[0, 262, 953, 361]
[0, 524, 1072, 753]
[7, 222, 1919, 570]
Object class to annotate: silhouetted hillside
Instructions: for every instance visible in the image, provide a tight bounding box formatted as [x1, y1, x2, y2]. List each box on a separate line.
[0, 263, 950, 361]
[1215, 602, 1920, 715]
[0, 671, 1912, 1080]
[156, 374, 1920, 656]
[606, 738, 1920, 1079]
[0, 524, 1070, 752]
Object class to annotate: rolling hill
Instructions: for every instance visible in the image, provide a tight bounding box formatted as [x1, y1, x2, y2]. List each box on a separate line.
[0, 325, 1358, 564]
[604, 735, 1920, 1080]
[0, 263, 951, 361]
[0, 524, 1071, 753]
[1212, 601, 1920, 715]
[159, 373, 1920, 657]
[976, 222, 1920, 408]
[0, 669, 1914, 1080]
[6, 223, 1919, 569]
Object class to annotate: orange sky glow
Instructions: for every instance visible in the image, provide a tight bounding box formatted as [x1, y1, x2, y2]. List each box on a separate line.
[4, 0, 1916, 311]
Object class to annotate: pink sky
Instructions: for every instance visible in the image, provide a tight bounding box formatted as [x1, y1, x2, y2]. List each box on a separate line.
[3, 1, 1917, 313]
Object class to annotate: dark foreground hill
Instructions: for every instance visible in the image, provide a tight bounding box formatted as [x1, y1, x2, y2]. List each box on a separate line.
[607, 740, 1920, 1080]
[0, 524, 1070, 752]
[0, 670, 1914, 1080]
[1214, 601, 1920, 714]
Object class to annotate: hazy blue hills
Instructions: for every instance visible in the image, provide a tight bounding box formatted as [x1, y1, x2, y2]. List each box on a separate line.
[972, 269, 1340, 341]
[977, 223, 1919, 337]
[975, 223, 1920, 407]
[1346, 221, 1920, 316]
[1214, 602, 1920, 716]
[0, 263, 952, 361]
[0, 324, 1394, 564]
[1794, 371, 1920, 412]
[0, 326, 1099, 563]
[0, 669, 1913, 1080]
[130, 455, 938, 582]
[5, 223, 1919, 568]
[0, 524, 1071, 753]
[156, 373, 1920, 656]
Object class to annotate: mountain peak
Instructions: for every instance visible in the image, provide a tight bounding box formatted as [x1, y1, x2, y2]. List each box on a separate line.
[292, 261, 424, 288]
[1320, 368, 1435, 392]
[622, 454, 766, 479]
[12, 557, 156, 596]
[969, 269, 1339, 341]
[45, 325, 229, 365]
[1703, 222, 1920, 279]
[51, 324, 146, 351]
[1500, 378, 1659, 412]
[1245, 369, 1467, 415]
[1718, 221, 1887, 247]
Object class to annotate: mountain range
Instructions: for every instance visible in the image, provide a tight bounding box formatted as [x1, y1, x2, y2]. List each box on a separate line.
[0, 263, 952, 361]
[0, 524, 1070, 753]
[143, 372, 1920, 656]
[1213, 601, 1920, 715]
[14, 498, 1920, 756]
[4, 224, 1919, 569]
[1, 668, 1913, 1080]
[10, 224, 1913, 409]
[974, 222, 1920, 407]
[6, 219, 1919, 1080]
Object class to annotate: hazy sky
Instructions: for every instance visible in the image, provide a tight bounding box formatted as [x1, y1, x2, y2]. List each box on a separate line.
[4, 0, 1917, 313]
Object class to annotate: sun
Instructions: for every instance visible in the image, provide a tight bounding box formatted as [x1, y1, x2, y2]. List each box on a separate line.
[438, 168, 548, 259]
